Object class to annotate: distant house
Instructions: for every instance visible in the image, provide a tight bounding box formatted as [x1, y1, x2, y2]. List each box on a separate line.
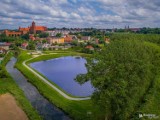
[95, 38, 99, 44]
[29, 34, 36, 41]
[105, 38, 110, 44]
[0, 48, 7, 54]
[64, 35, 73, 43]
[81, 36, 91, 41]
[0, 42, 11, 50]
[85, 45, 94, 50]
[47, 37, 64, 44]
[129, 28, 141, 32]
[21, 42, 28, 49]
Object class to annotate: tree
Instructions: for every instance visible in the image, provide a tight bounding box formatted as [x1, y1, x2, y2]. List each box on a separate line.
[27, 42, 35, 50]
[42, 39, 47, 44]
[76, 40, 159, 120]
[56, 33, 62, 37]
[21, 33, 29, 40]
[39, 32, 49, 38]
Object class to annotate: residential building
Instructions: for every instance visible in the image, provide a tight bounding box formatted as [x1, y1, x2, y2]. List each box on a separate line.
[0, 48, 7, 54]
[0, 42, 11, 50]
[47, 37, 64, 44]
[64, 35, 73, 43]
[21, 42, 28, 49]
[85, 45, 94, 50]
[105, 38, 110, 44]
[81, 36, 91, 41]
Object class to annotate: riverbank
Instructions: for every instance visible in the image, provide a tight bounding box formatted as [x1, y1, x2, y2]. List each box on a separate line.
[1, 52, 41, 120]
[7, 57, 70, 120]
[15, 50, 101, 120]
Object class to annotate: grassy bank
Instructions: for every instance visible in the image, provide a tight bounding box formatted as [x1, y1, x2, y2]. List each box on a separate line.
[133, 42, 160, 119]
[15, 50, 101, 120]
[0, 52, 41, 120]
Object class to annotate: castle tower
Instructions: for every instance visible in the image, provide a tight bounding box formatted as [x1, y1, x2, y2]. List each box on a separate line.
[31, 21, 36, 34]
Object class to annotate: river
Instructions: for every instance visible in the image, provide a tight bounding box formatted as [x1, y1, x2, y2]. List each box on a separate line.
[6, 57, 70, 120]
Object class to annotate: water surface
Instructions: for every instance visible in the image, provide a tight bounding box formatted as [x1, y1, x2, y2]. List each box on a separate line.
[30, 56, 94, 97]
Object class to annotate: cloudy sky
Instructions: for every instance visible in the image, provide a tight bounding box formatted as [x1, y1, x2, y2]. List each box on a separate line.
[0, 0, 160, 29]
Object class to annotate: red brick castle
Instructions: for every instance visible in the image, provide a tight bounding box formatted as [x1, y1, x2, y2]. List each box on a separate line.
[4, 21, 47, 37]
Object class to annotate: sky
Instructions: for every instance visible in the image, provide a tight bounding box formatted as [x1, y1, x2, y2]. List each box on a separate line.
[0, 0, 160, 29]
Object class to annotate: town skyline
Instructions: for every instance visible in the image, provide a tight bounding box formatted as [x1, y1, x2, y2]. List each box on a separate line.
[0, 0, 160, 29]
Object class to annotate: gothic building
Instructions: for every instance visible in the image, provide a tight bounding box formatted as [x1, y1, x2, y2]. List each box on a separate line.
[19, 21, 47, 34]
[4, 21, 47, 37]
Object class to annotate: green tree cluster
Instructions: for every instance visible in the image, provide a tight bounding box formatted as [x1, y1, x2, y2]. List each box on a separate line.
[76, 40, 160, 120]
[39, 32, 49, 38]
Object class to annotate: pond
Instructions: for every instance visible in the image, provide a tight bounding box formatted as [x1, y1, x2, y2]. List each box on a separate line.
[30, 56, 94, 97]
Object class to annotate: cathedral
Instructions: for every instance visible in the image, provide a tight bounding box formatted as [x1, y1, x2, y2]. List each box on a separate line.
[4, 21, 47, 37]
[19, 21, 47, 34]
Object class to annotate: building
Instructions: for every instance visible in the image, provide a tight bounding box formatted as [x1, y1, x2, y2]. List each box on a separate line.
[4, 30, 21, 37]
[19, 21, 47, 34]
[85, 45, 94, 50]
[0, 48, 7, 54]
[21, 42, 28, 49]
[105, 38, 110, 44]
[81, 36, 91, 41]
[64, 35, 73, 43]
[0, 42, 11, 50]
[47, 37, 64, 44]
[4, 21, 47, 37]
[29, 34, 36, 41]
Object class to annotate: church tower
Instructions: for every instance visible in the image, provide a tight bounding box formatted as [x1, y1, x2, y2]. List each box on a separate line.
[30, 21, 36, 34]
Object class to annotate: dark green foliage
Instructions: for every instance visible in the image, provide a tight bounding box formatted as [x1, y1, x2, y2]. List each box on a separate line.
[55, 33, 62, 37]
[27, 41, 36, 50]
[76, 40, 160, 120]
[21, 33, 29, 40]
[137, 28, 160, 34]
[39, 32, 49, 38]
[110, 33, 160, 45]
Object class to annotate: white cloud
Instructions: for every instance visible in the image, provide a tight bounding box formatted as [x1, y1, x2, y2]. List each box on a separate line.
[0, 0, 160, 29]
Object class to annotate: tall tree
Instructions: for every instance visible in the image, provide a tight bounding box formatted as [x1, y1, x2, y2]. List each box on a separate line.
[76, 40, 159, 120]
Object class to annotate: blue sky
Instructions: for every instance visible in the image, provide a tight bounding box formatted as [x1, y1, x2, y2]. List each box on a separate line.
[0, 0, 160, 29]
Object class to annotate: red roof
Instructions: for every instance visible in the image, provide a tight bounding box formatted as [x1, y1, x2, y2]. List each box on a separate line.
[64, 35, 73, 43]
[85, 45, 93, 49]
[19, 28, 29, 31]
[5, 42, 11, 46]
[21, 42, 28, 47]
[35, 26, 47, 31]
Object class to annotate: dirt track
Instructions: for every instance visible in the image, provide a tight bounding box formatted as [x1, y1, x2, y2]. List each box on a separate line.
[0, 93, 28, 120]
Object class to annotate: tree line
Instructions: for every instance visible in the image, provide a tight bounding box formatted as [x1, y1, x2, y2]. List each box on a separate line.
[76, 34, 160, 120]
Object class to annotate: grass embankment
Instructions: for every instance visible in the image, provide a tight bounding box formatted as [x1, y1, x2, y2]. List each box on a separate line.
[135, 42, 160, 119]
[16, 50, 101, 120]
[0, 52, 41, 120]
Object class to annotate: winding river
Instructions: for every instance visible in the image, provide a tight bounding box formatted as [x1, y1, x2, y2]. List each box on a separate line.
[6, 57, 70, 120]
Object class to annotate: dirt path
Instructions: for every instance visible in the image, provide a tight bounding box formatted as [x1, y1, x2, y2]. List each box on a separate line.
[0, 93, 28, 120]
